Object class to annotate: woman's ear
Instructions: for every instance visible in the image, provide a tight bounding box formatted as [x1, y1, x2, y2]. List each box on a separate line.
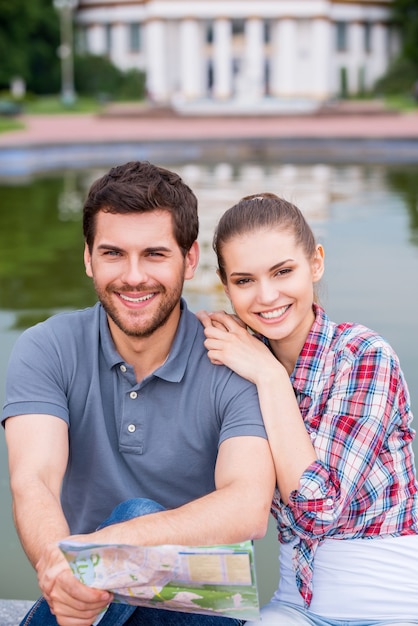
[312, 244, 325, 283]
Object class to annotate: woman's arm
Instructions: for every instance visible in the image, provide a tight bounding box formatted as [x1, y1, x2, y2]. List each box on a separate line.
[197, 311, 409, 542]
[197, 310, 316, 503]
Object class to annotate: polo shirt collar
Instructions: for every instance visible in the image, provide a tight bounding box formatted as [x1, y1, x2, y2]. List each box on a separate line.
[99, 298, 198, 383]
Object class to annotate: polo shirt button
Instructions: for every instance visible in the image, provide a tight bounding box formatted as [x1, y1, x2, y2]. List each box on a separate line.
[128, 424, 136, 433]
[120, 365, 127, 373]
[325, 498, 333, 507]
[130, 391, 138, 399]
[310, 432, 317, 440]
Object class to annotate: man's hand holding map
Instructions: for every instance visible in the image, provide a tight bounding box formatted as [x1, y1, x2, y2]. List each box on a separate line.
[59, 539, 260, 621]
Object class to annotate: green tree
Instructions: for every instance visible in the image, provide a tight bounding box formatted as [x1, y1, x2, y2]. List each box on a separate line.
[391, 0, 418, 68]
[74, 54, 146, 100]
[0, 0, 60, 94]
[374, 0, 418, 95]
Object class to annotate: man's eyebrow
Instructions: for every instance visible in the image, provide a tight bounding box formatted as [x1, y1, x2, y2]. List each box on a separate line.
[97, 243, 123, 252]
[96, 244, 172, 253]
[145, 246, 172, 252]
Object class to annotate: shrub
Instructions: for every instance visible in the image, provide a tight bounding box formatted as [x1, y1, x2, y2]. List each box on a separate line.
[74, 54, 146, 101]
[374, 56, 418, 95]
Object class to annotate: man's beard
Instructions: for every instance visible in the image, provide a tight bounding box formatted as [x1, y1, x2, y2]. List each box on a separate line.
[94, 275, 185, 338]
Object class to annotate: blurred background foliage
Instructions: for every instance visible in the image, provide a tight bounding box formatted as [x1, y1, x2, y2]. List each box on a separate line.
[0, 176, 96, 318]
[0, 0, 146, 102]
[0, 0, 60, 94]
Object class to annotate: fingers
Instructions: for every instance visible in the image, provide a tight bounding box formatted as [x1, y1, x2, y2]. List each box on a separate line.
[46, 568, 111, 625]
[207, 311, 243, 332]
[195, 309, 211, 328]
[37, 543, 111, 625]
[196, 310, 231, 333]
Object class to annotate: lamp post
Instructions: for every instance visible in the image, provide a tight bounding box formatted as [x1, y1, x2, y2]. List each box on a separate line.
[54, 0, 78, 105]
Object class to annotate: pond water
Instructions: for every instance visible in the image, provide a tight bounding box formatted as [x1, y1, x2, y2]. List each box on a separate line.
[1, 160, 418, 606]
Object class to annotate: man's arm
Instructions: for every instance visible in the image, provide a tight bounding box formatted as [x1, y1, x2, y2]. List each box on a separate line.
[78, 435, 275, 547]
[5, 414, 111, 626]
[5, 414, 70, 565]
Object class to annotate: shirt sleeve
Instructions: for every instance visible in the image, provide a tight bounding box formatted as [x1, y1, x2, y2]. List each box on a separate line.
[278, 338, 412, 540]
[2, 322, 70, 425]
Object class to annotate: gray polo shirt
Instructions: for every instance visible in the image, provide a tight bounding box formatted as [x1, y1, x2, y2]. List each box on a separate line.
[2, 299, 266, 533]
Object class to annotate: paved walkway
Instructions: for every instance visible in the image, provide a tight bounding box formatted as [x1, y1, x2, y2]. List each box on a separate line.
[0, 599, 33, 626]
[0, 109, 418, 147]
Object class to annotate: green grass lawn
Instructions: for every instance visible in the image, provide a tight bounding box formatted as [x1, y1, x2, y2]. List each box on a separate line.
[0, 116, 25, 133]
[23, 95, 103, 115]
[0, 95, 104, 134]
[384, 94, 418, 112]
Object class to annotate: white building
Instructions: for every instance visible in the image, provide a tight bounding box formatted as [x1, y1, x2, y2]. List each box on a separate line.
[75, 0, 398, 113]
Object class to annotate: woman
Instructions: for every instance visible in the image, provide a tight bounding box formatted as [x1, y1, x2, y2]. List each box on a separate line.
[197, 192, 418, 625]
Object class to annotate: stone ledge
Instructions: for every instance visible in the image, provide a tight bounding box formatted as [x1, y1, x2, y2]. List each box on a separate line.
[0, 600, 34, 626]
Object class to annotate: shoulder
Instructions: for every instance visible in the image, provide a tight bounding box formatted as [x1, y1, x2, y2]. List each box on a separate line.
[13, 304, 100, 356]
[310, 305, 398, 365]
[333, 321, 396, 358]
[329, 320, 403, 383]
[21, 304, 98, 336]
[182, 306, 259, 392]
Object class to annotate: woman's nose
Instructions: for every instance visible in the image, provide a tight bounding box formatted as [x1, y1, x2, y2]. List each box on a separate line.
[257, 279, 279, 305]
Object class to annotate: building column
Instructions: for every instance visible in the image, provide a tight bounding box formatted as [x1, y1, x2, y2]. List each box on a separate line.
[145, 18, 168, 103]
[110, 22, 126, 70]
[270, 18, 297, 98]
[87, 23, 106, 55]
[310, 18, 332, 100]
[179, 18, 203, 100]
[242, 17, 265, 101]
[370, 22, 387, 85]
[349, 21, 363, 94]
[213, 18, 232, 100]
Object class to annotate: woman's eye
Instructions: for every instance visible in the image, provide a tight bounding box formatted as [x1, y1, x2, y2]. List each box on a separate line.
[235, 278, 251, 285]
[277, 268, 291, 276]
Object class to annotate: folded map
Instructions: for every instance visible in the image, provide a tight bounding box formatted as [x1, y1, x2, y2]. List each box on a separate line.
[59, 539, 260, 620]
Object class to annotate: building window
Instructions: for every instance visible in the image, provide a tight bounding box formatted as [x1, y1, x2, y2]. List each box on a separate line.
[264, 20, 271, 44]
[336, 21, 348, 52]
[364, 22, 371, 53]
[105, 23, 112, 55]
[76, 26, 88, 54]
[232, 19, 245, 37]
[129, 23, 142, 52]
[206, 21, 213, 44]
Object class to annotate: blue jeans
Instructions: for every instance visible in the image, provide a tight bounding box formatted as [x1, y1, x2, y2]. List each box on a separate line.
[20, 498, 244, 626]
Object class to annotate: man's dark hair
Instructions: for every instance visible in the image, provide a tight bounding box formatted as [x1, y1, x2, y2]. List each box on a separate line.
[83, 161, 199, 255]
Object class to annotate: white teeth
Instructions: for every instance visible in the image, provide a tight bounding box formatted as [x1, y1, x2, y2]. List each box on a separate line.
[259, 305, 289, 319]
[119, 293, 154, 303]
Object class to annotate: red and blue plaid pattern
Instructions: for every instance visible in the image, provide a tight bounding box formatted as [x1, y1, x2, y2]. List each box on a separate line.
[270, 305, 418, 607]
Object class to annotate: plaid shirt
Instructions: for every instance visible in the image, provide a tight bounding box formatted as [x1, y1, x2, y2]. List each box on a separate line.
[270, 305, 418, 608]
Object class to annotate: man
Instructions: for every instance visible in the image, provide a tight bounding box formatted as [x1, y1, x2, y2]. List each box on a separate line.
[2, 161, 275, 626]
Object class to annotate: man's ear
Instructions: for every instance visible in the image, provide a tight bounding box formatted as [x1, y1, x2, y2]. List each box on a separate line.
[312, 244, 325, 283]
[184, 241, 199, 281]
[84, 242, 93, 278]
